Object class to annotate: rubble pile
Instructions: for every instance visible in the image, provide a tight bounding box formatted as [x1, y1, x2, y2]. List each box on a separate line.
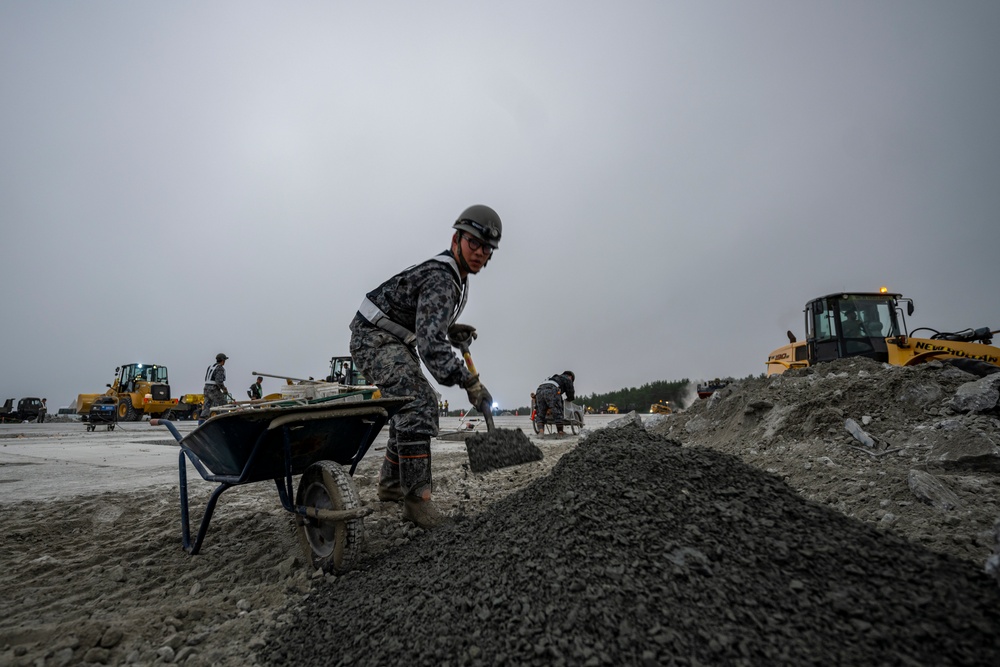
[263, 399, 1000, 665]
[654, 357, 1000, 569]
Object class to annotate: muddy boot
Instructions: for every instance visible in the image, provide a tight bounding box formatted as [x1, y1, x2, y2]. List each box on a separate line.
[377, 442, 404, 502]
[398, 439, 450, 529]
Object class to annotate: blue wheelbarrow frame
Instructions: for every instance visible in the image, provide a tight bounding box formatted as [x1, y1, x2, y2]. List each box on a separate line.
[152, 395, 409, 569]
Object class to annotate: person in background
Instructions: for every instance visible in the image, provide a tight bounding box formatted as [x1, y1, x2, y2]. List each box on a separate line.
[200, 353, 229, 421]
[534, 371, 575, 436]
[36, 398, 47, 423]
[349, 204, 501, 529]
[248, 376, 263, 400]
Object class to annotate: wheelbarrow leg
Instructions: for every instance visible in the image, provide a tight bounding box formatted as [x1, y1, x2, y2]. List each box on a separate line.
[178, 449, 231, 555]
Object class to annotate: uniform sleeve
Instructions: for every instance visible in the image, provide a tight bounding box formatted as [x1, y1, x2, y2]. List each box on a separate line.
[560, 375, 575, 401]
[413, 271, 471, 387]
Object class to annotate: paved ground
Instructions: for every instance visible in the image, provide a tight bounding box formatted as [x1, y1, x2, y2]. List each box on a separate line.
[0, 413, 621, 504]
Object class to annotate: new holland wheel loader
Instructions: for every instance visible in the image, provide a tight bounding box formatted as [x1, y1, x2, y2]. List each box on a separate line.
[76, 363, 178, 422]
[767, 290, 1000, 376]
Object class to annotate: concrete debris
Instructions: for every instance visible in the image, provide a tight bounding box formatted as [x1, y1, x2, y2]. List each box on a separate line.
[845, 417, 876, 448]
[606, 410, 643, 429]
[947, 373, 1000, 413]
[264, 421, 1000, 665]
[907, 468, 963, 511]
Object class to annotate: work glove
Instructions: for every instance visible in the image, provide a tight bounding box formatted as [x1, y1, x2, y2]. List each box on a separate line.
[447, 323, 478, 348]
[463, 374, 492, 408]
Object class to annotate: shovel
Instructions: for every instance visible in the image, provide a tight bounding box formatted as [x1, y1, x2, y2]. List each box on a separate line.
[455, 339, 543, 473]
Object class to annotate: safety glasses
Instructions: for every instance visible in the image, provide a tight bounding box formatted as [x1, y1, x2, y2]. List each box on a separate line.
[463, 233, 494, 256]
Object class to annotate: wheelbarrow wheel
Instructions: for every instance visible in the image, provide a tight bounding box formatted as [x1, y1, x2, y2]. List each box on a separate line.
[296, 461, 364, 574]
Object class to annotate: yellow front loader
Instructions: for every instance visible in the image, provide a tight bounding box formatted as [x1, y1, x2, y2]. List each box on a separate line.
[767, 291, 1000, 377]
[76, 363, 178, 422]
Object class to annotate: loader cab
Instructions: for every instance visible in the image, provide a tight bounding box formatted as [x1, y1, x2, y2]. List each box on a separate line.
[327, 356, 369, 387]
[805, 293, 910, 365]
[116, 363, 169, 394]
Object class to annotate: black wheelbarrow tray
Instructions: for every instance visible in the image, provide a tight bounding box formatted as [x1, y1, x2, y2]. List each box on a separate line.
[151, 395, 409, 573]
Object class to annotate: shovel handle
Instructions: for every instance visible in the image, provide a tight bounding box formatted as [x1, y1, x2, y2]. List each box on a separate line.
[480, 398, 495, 431]
[460, 342, 493, 430]
[459, 342, 478, 376]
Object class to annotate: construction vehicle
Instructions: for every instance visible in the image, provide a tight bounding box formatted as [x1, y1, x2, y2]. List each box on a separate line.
[76, 363, 178, 422]
[649, 400, 673, 415]
[0, 397, 44, 423]
[696, 379, 731, 399]
[767, 289, 1000, 376]
[164, 394, 204, 421]
[324, 356, 370, 387]
[253, 357, 378, 403]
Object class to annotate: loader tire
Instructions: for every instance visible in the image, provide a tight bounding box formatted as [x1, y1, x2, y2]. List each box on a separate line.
[296, 461, 364, 574]
[117, 397, 139, 422]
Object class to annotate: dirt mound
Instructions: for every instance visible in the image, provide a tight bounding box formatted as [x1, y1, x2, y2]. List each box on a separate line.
[653, 357, 1000, 568]
[262, 423, 1000, 666]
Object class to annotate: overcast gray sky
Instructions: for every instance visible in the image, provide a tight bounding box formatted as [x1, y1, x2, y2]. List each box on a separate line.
[2, 1, 999, 412]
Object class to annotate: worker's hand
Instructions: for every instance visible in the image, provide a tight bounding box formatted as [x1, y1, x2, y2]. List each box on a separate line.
[447, 323, 478, 348]
[463, 375, 492, 408]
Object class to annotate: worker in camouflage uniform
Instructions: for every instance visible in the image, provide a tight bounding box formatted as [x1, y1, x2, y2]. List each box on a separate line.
[350, 205, 501, 528]
[248, 376, 264, 400]
[534, 371, 575, 436]
[200, 353, 229, 421]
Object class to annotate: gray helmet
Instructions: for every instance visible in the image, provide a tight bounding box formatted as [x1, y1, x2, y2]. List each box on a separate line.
[216, 353, 229, 362]
[453, 205, 502, 249]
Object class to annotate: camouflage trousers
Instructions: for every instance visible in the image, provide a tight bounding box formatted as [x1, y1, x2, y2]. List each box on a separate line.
[200, 385, 226, 419]
[534, 382, 564, 425]
[349, 315, 440, 443]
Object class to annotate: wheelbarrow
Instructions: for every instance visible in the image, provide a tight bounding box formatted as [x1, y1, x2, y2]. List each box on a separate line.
[151, 394, 409, 574]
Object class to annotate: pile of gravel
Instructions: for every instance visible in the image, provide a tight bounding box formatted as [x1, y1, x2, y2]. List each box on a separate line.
[261, 424, 1000, 666]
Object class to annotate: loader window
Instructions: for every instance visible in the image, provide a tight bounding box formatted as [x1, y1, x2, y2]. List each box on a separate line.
[814, 304, 835, 341]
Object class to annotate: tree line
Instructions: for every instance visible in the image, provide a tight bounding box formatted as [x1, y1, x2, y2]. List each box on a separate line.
[577, 378, 693, 413]
[503, 378, 694, 416]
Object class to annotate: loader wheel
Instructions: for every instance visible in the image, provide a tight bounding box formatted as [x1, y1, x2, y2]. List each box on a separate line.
[117, 397, 139, 422]
[296, 461, 364, 574]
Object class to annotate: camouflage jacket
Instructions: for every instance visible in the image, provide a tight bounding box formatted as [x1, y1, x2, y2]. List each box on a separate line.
[359, 250, 471, 387]
[546, 373, 575, 401]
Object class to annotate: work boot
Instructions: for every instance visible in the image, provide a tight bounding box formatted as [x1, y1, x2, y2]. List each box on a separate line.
[377, 443, 404, 502]
[398, 439, 451, 529]
[402, 486, 449, 529]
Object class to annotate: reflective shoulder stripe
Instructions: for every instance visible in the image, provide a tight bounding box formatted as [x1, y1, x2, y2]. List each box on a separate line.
[541, 380, 559, 388]
[358, 297, 417, 345]
[429, 251, 462, 283]
[428, 251, 468, 324]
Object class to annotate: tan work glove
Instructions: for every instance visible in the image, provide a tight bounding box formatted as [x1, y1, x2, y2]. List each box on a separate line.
[463, 374, 492, 408]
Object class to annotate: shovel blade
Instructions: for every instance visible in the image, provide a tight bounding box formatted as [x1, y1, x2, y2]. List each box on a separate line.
[465, 428, 543, 473]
